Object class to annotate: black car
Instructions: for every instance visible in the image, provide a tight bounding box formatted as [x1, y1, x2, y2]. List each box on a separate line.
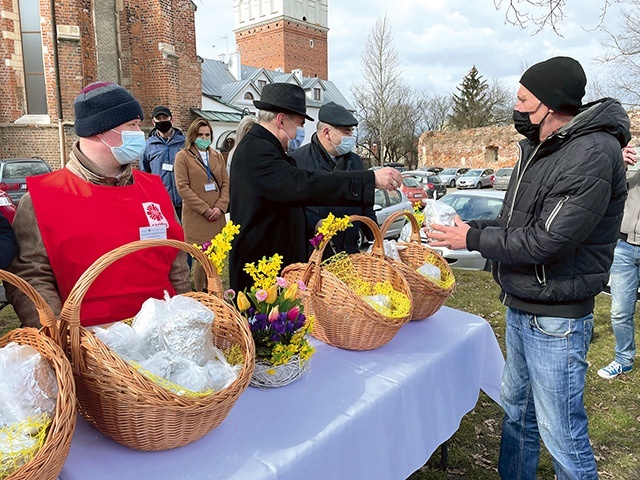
[403, 172, 447, 199]
[0, 158, 53, 203]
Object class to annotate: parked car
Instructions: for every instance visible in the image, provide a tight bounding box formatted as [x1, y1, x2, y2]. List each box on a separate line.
[0, 158, 53, 203]
[400, 189, 506, 270]
[438, 167, 469, 188]
[0, 190, 16, 224]
[417, 166, 443, 174]
[456, 168, 495, 189]
[493, 167, 514, 191]
[383, 162, 407, 172]
[403, 172, 446, 200]
[400, 174, 429, 208]
[357, 189, 413, 248]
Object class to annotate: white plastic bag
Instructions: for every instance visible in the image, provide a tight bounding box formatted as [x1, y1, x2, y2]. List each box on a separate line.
[417, 262, 442, 283]
[423, 199, 456, 233]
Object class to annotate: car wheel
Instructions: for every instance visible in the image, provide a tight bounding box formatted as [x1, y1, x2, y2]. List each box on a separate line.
[475, 182, 482, 189]
[449, 180, 456, 188]
[483, 259, 492, 272]
[356, 228, 366, 250]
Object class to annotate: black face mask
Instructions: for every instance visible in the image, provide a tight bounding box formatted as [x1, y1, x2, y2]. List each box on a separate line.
[512, 110, 539, 140]
[154, 120, 172, 134]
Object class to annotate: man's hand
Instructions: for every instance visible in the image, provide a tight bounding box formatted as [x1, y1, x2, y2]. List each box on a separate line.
[373, 167, 403, 191]
[622, 143, 637, 168]
[427, 215, 470, 250]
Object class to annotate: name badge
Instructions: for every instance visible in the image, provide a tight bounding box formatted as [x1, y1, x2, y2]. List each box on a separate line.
[204, 183, 217, 192]
[139, 225, 167, 240]
[162, 163, 174, 172]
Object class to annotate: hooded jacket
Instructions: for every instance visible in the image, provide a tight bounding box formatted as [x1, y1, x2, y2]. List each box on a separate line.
[466, 98, 630, 317]
[140, 128, 186, 209]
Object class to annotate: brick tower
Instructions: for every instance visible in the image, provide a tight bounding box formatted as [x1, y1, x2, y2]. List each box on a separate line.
[233, 0, 328, 79]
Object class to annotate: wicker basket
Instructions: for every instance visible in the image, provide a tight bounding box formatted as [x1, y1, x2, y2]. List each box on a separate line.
[281, 215, 413, 351]
[58, 239, 255, 451]
[380, 211, 455, 320]
[0, 270, 76, 480]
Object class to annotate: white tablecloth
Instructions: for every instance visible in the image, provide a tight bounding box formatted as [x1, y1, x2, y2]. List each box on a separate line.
[59, 306, 504, 480]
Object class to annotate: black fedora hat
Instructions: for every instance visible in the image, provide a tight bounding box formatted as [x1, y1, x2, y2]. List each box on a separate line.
[254, 83, 314, 121]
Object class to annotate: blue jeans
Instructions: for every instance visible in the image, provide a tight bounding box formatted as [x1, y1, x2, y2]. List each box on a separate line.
[498, 308, 598, 480]
[610, 239, 639, 367]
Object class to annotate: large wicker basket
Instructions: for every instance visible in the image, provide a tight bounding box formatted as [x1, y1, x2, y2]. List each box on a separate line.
[0, 270, 76, 480]
[281, 215, 413, 351]
[58, 239, 255, 451]
[380, 211, 455, 320]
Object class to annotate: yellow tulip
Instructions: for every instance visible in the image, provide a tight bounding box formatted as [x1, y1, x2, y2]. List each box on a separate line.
[284, 283, 298, 301]
[266, 285, 278, 304]
[237, 291, 251, 311]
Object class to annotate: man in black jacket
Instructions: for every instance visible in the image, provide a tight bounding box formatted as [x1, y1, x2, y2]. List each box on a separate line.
[429, 57, 629, 480]
[229, 83, 402, 292]
[0, 212, 17, 269]
[292, 102, 376, 257]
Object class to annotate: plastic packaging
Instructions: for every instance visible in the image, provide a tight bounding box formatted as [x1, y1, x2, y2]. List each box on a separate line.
[423, 199, 456, 233]
[417, 262, 442, 283]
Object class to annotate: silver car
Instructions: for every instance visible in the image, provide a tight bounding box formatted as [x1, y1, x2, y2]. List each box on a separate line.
[438, 167, 469, 188]
[456, 168, 495, 189]
[400, 189, 506, 270]
[358, 189, 413, 247]
[493, 167, 514, 191]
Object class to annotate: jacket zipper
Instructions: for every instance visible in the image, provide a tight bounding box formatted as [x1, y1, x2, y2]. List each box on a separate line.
[545, 195, 569, 231]
[535, 264, 547, 285]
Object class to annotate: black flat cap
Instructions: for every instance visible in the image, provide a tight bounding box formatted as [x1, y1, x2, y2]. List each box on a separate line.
[152, 105, 172, 118]
[318, 102, 358, 127]
[253, 83, 314, 121]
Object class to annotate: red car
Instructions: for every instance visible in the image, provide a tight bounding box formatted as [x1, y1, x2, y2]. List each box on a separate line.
[400, 175, 428, 208]
[0, 190, 16, 224]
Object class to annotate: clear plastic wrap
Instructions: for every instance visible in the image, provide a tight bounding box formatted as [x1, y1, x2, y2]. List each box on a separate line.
[423, 199, 456, 233]
[0, 343, 58, 427]
[417, 262, 442, 283]
[367, 239, 405, 261]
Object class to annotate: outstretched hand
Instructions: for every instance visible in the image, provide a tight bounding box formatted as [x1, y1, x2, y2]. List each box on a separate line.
[426, 215, 470, 250]
[373, 167, 404, 191]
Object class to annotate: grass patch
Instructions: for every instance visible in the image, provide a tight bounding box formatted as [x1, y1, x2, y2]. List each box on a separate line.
[1, 269, 638, 479]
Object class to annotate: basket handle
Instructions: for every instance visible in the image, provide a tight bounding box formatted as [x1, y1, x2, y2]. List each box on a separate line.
[59, 239, 221, 370]
[380, 211, 422, 244]
[349, 214, 385, 258]
[0, 269, 60, 345]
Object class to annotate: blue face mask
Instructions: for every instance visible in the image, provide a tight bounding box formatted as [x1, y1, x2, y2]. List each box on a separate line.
[332, 132, 356, 156]
[102, 130, 146, 165]
[284, 116, 305, 152]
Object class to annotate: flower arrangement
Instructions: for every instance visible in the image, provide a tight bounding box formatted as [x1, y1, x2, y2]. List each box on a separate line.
[309, 213, 352, 250]
[412, 202, 425, 227]
[194, 221, 240, 274]
[226, 254, 314, 367]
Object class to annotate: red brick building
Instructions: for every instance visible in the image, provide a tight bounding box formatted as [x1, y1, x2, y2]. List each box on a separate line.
[234, 0, 328, 80]
[0, 0, 202, 169]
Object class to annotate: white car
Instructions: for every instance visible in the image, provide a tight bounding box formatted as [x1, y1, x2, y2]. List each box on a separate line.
[358, 189, 413, 248]
[456, 168, 495, 189]
[400, 189, 506, 270]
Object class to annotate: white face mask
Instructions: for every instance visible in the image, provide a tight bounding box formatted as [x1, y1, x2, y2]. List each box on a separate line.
[284, 116, 305, 152]
[101, 130, 146, 164]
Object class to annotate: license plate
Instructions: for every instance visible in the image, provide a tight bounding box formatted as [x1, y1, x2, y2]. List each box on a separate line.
[19, 184, 27, 189]
[414, 193, 423, 198]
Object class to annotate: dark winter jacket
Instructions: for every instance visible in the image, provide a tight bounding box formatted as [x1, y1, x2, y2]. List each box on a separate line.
[292, 133, 377, 256]
[140, 128, 186, 209]
[229, 123, 376, 292]
[466, 98, 630, 317]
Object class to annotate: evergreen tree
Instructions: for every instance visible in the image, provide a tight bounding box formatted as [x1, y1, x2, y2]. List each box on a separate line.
[448, 66, 494, 130]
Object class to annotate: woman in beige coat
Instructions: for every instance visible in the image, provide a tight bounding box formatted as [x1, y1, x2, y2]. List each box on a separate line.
[175, 118, 229, 291]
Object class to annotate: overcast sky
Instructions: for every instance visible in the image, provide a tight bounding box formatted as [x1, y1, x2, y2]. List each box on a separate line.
[194, 0, 626, 103]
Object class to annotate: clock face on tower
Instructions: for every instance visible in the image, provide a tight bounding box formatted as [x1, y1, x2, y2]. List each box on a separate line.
[233, 0, 329, 80]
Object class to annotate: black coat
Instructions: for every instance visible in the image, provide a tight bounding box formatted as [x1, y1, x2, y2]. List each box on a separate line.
[0, 212, 18, 270]
[292, 134, 377, 257]
[466, 98, 630, 317]
[229, 124, 375, 291]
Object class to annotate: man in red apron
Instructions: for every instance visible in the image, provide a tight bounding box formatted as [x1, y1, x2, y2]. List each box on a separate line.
[6, 82, 190, 327]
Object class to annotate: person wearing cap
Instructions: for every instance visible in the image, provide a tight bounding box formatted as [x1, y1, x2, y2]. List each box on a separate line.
[428, 57, 629, 479]
[228, 82, 403, 292]
[291, 101, 376, 257]
[140, 105, 186, 219]
[6, 82, 190, 327]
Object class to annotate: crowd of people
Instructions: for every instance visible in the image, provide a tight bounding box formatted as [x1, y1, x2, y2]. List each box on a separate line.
[0, 55, 637, 479]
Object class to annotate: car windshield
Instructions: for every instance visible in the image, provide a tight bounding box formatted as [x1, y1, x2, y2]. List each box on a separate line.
[463, 169, 483, 177]
[2, 161, 50, 179]
[440, 168, 456, 175]
[402, 176, 422, 188]
[439, 194, 504, 221]
[496, 168, 514, 177]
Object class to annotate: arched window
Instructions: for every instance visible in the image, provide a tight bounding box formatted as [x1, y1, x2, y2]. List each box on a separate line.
[244, 92, 254, 100]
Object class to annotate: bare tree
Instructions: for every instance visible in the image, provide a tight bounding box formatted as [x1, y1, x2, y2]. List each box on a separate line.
[423, 94, 453, 131]
[494, 0, 618, 34]
[598, 0, 640, 106]
[352, 15, 409, 165]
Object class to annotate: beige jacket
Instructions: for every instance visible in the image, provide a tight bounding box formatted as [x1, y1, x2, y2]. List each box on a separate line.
[6, 142, 191, 327]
